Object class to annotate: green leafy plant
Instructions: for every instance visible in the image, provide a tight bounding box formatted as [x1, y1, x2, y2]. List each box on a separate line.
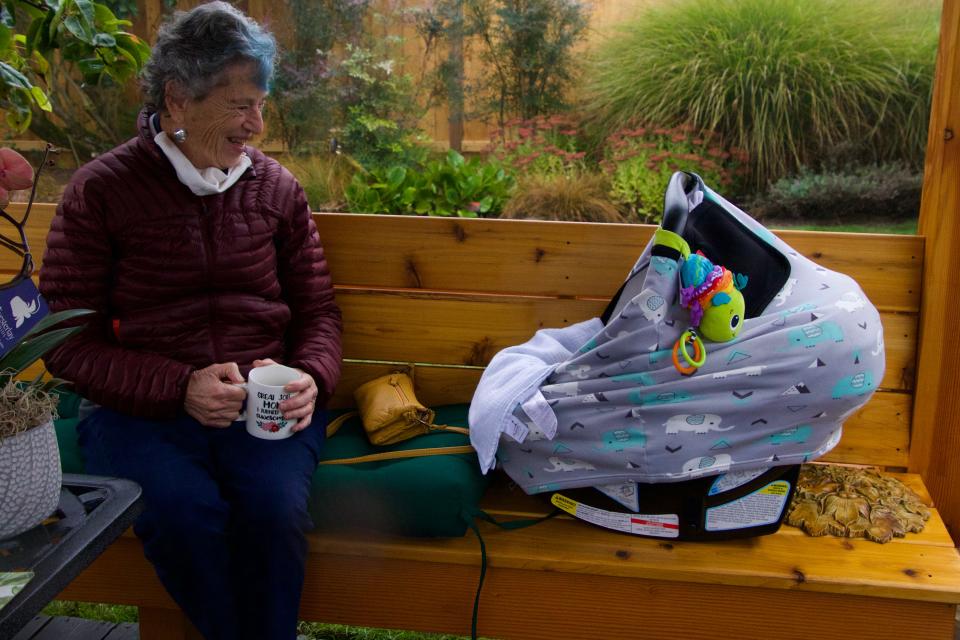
[487, 113, 586, 177]
[583, 0, 939, 186]
[462, 0, 588, 128]
[501, 173, 623, 223]
[744, 163, 922, 223]
[0, 146, 92, 438]
[411, 0, 588, 130]
[267, 1, 430, 168]
[0, 0, 150, 141]
[345, 150, 515, 217]
[600, 124, 747, 223]
[337, 42, 430, 169]
[267, 0, 369, 155]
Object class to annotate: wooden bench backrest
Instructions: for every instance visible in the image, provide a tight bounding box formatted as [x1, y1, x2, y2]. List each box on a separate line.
[4, 204, 922, 471]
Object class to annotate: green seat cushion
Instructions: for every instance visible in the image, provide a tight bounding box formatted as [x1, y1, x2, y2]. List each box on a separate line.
[310, 405, 489, 537]
[53, 392, 487, 538]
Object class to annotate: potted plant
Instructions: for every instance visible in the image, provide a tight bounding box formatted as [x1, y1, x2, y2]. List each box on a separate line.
[0, 145, 91, 540]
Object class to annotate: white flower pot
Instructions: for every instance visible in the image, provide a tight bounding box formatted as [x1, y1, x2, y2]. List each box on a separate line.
[0, 420, 62, 540]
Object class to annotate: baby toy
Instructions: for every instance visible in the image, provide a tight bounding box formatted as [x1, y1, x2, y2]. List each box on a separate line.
[653, 228, 746, 374]
[679, 251, 745, 342]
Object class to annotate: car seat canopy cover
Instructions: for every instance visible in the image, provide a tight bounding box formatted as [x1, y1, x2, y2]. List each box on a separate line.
[470, 182, 884, 494]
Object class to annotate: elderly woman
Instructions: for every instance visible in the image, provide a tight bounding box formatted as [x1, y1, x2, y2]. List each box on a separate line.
[38, 3, 341, 639]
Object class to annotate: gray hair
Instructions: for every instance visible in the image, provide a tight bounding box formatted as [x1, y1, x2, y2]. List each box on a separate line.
[141, 1, 277, 112]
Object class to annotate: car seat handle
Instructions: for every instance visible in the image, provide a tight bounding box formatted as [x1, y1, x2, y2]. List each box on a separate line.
[662, 171, 692, 234]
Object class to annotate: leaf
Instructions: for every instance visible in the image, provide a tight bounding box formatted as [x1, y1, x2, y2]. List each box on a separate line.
[42, 377, 70, 393]
[30, 85, 52, 112]
[18, 3, 44, 20]
[64, 15, 95, 45]
[4, 105, 30, 133]
[92, 32, 115, 47]
[446, 149, 465, 168]
[0, 325, 86, 376]
[36, 10, 55, 52]
[385, 165, 406, 189]
[479, 195, 493, 213]
[115, 33, 149, 66]
[77, 57, 105, 79]
[25, 309, 94, 337]
[0, 61, 32, 90]
[30, 49, 49, 76]
[92, 2, 118, 27]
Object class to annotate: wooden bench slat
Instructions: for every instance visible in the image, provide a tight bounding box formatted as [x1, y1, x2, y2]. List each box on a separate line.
[4, 207, 921, 314]
[313, 213, 923, 312]
[59, 534, 957, 640]
[336, 289, 917, 390]
[303, 514, 960, 603]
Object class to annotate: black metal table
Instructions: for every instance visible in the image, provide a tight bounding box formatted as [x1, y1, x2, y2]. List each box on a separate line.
[0, 474, 143, 639]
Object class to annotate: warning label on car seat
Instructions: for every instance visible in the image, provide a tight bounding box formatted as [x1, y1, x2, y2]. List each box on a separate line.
[704, 480, 791, 531]
[551, 493, 679, 538]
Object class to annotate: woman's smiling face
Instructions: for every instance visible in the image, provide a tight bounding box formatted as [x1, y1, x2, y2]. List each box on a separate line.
[169, 62, 267, 169]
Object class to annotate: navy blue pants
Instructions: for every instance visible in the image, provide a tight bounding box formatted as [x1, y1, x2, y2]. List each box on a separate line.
[77, 407, 325, 640]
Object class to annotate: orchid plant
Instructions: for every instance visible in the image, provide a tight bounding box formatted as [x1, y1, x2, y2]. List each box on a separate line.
[0, 145, 91, 439]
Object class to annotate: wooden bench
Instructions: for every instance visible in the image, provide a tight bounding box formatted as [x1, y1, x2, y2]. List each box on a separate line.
[5, 202, 960, 640]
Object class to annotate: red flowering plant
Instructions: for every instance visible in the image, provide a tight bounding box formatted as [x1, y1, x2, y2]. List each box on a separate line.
[487, 114, 588, 178]
[600, 123, 749, 223]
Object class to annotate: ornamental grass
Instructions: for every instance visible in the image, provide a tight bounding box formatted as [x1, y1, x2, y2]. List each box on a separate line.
[501, 173, 625, 223]
[583, 0, 939, 187]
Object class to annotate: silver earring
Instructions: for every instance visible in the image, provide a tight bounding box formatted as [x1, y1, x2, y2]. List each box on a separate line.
[173, 128, 187, 143]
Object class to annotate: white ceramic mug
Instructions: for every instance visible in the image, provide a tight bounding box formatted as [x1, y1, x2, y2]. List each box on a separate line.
[239, 364, 301, 440]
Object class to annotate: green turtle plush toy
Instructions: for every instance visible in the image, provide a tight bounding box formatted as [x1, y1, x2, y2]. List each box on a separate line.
[654, 228, 746, 343]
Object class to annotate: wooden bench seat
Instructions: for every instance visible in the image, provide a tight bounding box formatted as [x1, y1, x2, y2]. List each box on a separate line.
[5, 204, 959, 639]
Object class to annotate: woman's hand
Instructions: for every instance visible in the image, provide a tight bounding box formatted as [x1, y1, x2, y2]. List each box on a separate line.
[184, 362, 246, 427]
[252, 358, 319, 432]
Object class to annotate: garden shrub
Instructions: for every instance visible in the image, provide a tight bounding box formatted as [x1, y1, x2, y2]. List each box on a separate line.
[487, 114, 587, 177]
[461, 0, 590, 127]
[268, 0, 429, 168]
[345, 150, 515, 217]
[336, 43, 431, 169]
[266, 0, 368, 155]
[744, 164, 922, 222]
[284, 154, 358, 212]
[501, 173, 624, 223]
[600, 124, 747, 223]
[583, 0, 939, 187]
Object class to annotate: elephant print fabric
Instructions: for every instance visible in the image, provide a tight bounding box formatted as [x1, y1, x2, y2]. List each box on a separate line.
[472, 184, 884, 495]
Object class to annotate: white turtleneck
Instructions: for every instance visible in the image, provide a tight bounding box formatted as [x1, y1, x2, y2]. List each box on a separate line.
[150, 116, 252, 196]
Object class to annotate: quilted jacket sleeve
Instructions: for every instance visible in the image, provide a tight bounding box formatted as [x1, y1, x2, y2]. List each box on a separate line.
[39, 178, 195, 418]
[272, 171, 343, 405]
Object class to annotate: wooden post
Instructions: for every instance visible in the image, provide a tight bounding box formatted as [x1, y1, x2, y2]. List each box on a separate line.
[910, 0, 960, 544]
[448, 0, 465, 152]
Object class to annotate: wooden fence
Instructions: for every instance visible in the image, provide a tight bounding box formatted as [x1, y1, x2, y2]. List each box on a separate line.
[3, 0, 660, 154]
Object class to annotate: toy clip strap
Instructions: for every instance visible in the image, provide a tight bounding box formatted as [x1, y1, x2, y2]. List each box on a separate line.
[672, 329, 706, 376]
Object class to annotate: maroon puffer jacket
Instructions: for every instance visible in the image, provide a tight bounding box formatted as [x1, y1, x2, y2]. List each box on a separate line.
[39, 111, 342, 419]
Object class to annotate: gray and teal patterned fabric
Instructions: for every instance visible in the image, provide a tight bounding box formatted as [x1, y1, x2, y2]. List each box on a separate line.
[488, 186, 884, 494]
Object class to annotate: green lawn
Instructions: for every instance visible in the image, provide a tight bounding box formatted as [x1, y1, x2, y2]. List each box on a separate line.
[42, 601, 469, 640]
[767, 219, 918, 234]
